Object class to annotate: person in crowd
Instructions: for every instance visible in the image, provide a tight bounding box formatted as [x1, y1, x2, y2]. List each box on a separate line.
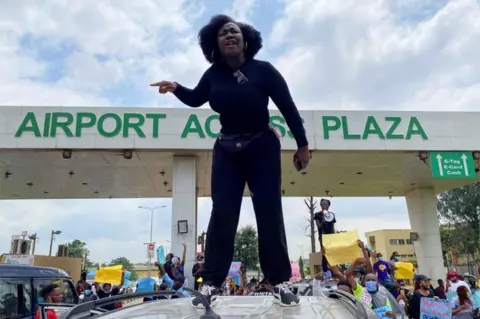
[408, 275, 435, 319]
[192, 253, 204, 290]
[314, 199, 336, 275]
[389, 252, 399, 278]
[451, 285, 474, 319]
[447, 271, 471, 293]
[154, 261, 190, 297]
[373, 252, 392, 287]
[79, 283, 98, 303]
[151, 14, 309, 309]
[75, 280, 84, 296]
[435, 279, 447, 300]
[35, 284, 63, 319]
[362, 273, 396, 318]
[136, 277, 157, 302]
[314, 199, 337, 247]
[164, 253, 175, 279]
[171, 244, 187, 277]
[96, 283, 121, 310]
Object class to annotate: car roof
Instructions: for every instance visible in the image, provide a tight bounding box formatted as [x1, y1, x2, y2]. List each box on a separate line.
[0, 264, 72, 279]
[93, 296, 377, 319]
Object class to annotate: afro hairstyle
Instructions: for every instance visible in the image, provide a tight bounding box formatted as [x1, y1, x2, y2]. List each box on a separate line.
[198, 14, 263, 64]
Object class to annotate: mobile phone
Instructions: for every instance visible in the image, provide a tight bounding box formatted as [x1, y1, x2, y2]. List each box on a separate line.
[294, 157, 303, 172]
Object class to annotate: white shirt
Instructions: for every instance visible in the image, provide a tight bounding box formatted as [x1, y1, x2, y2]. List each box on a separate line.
[447, 280, 471, 293]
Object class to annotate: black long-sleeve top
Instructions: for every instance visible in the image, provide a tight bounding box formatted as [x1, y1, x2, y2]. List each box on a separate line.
[172, 59, 308, 148]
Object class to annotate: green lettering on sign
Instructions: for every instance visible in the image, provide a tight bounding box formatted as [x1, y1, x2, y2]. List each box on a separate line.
[321, 116, 428, 140]
[76, 113, 96, 137]
[322, 116, 341, 139]
[15, 112, 41, 137]
[50, 112, 74, 137]
[181, 114, 206, 138]
[15, 112, 168, 138]
[430, 152, 476, 179]
[205, 114, 220, 138]
[362, 116, 385, 139]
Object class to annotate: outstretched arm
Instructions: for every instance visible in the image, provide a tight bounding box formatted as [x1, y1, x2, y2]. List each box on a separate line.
[265, 62, 308, 148]
[172, 68, 211, 108]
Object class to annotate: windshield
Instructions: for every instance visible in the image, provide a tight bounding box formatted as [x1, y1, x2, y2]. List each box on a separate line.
[0, 278, 32, 318]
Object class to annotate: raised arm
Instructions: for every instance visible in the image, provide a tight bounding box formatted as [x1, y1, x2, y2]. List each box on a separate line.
[173, 68, 211, 107]
[264, 62, 308, 148]
[150, 67, 211, 108]
[181, 244, 186, 264]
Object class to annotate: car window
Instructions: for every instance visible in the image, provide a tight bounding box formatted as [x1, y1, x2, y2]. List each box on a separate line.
[0, 278, 32, 318]
[34, 279, 76, 304]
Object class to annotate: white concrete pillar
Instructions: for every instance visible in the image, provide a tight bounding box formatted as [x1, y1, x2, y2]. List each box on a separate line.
[171, 156, 197, 289]
[405, 188, 444, 283]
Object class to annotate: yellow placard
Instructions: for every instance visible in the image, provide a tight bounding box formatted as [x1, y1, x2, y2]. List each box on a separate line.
[323, 230, 359, 266]
[94, 265, 123, 284]
[394, 262, 414, 279]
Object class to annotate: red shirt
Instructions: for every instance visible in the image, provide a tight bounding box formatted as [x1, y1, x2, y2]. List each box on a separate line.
[35, 309, 58, 319]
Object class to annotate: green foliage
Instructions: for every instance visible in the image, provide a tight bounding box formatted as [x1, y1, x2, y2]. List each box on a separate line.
[233, 225, 259, 270]
[298, 256, 305, 279]
[110, 256, 137, 281]
[65, 240, 89, 259]
[437, 182, 480, 258]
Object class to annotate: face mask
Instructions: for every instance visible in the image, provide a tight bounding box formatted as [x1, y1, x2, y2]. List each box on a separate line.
[354, 277, 361, 283]
[365, 281, 378, 293]
[394, 256, 400, 261]
[84, 289, 92, 296]
[378, 257, 384, 261]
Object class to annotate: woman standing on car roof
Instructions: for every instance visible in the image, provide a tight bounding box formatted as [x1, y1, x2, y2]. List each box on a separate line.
[151, 14, 310, 309]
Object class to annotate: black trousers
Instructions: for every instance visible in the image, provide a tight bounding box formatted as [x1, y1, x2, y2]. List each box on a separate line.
[202, 129, 291, 287]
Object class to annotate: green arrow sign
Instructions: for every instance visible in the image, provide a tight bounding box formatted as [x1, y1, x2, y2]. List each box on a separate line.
[430, 151, 476, 179]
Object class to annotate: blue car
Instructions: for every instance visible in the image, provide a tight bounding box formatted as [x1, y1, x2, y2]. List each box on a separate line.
[0, 264, 78, 318]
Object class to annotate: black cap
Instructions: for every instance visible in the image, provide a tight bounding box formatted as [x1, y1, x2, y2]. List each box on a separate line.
[353, 266, 367, 275]
[416, 275, 430, 281]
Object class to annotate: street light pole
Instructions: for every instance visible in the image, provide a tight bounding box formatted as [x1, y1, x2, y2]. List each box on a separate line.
[138, 205, 167, 276]
[49, 230, 62, 256]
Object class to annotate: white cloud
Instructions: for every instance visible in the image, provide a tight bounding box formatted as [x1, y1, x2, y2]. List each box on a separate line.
[0, 0, 474, 264]
[270, 0, 480, 111]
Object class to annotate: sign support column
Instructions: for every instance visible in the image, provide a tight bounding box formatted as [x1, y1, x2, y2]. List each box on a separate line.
[171, 156, 198, 288]
[405, 188, 444, 283]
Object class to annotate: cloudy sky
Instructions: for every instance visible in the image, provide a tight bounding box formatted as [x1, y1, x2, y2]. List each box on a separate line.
[1, 0, 479, 263]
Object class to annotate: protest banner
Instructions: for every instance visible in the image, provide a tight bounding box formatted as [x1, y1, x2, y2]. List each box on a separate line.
[323, 230, 359, 265]
[228, 262, 242, 286]
[420, 297, 452, 319]
[373, 305, 391, 319]
[394, 262, 415, 279]
[94, 265, 123, 284]
[290, 263, 301, 282]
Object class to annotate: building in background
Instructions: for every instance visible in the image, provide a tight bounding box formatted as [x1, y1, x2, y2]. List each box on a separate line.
[365, 229, 416, 263]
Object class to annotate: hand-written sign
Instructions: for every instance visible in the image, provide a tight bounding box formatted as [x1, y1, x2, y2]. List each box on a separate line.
[420, 297, 452, 319]
[228, 262, 242, 286]
[373, 305, 391, 318]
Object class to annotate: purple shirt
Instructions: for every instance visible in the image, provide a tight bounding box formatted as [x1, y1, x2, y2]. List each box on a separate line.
[373, 260, 391, 281]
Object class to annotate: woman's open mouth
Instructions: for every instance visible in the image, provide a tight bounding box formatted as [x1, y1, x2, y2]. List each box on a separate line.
[225, 39, 237, 49]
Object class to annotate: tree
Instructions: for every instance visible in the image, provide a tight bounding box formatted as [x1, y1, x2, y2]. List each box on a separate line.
[65, 240, 89, 259]
[303, 197, 317, 253]
[437, 182, 480, 258]
[233, 225, 259, 270]
[110, 256, 137, 281]
[298, 256, 305, 279]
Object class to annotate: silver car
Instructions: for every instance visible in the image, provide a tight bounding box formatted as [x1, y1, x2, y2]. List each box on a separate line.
[44, 289, 379, 319]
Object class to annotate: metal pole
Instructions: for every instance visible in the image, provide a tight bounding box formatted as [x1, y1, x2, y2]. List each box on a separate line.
[31, 233, 37, 255]
[148, 208, 154, 277]
[48, 231, 54, 256]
